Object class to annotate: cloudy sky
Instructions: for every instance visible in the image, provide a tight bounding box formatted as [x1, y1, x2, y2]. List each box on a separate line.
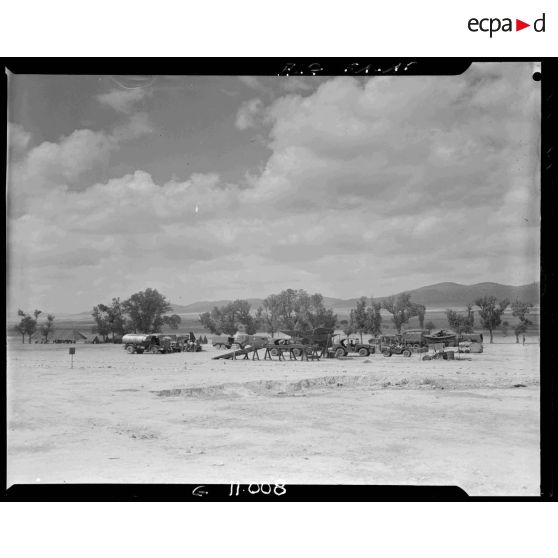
[7, 63, 540, 314]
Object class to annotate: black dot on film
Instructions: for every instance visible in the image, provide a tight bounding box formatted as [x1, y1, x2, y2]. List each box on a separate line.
[532, 72, 542, 82]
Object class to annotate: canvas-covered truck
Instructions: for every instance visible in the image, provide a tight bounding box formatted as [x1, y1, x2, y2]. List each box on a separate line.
[122, 333, 173, 354]
[400, 329, 431, 348]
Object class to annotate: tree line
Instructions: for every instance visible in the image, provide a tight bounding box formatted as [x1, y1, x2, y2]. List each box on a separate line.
[92, 288, 182, 341]
[199, 290, 337, 337]
[13, 288, 534, 345]
[446, 296, 534, 344]
[199, 290, 535, 345]
[14, 310, 55, 343]
[199, 290, 425, 340]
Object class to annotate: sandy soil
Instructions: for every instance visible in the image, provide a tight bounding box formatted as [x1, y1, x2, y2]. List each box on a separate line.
[6, 341, 540, 495]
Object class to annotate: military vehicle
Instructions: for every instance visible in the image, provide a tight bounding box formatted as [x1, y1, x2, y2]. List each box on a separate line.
[423, 329, 458, 347]
[269, 328, 333, 358]
[327, 334, 377, 357]
[122, 333, 174, 354]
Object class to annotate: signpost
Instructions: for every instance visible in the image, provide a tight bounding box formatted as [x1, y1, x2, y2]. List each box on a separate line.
[69, 347, 75, 368]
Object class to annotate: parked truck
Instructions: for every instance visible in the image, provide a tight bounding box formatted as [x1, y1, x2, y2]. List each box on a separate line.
[327, 334, 378, 358]
[122, 333, 174, 354]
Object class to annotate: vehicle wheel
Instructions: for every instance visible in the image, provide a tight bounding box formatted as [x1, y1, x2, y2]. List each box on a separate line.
[292, 348, 303, 357]
[383, 350, 392, 357]
[150, 346, 159, 354]
[335, 347, 346, 358]
[126, 345, 135, 354]
[402, 350, 412, 358]
[270, 348, 279, 357]
[358, 348, 369, 357]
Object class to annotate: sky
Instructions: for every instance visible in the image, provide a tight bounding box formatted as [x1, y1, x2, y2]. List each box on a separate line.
[7, 64, 540, 314]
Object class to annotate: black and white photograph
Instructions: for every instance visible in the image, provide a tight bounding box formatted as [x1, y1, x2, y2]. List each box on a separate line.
[6, 61, 542, 497]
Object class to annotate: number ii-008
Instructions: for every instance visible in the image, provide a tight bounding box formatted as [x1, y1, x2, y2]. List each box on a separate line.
[229, 483, 286, 496]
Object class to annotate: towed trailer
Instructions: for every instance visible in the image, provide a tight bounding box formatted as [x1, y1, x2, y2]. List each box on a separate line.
[212, 343, 322, 361]
[212, 328, 332, 361]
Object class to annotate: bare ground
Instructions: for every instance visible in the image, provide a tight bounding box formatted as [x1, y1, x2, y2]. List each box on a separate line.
[7, 341, 540, 495]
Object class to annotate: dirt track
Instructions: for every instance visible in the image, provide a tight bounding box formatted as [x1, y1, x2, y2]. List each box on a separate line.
[7, 341, 539, 495]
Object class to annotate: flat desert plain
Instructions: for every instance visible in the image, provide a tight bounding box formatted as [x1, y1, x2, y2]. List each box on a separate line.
[7, 340, 540, 495]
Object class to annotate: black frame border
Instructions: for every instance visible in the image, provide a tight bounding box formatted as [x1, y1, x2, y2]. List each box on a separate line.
[2, 57, 556, 502]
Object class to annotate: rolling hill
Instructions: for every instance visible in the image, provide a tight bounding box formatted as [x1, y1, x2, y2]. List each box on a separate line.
[172, 281, 540, 314]
[8, 281, 539, 328]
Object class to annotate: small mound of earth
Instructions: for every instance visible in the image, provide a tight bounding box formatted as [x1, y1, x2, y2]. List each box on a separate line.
[154, 375, 374, 399]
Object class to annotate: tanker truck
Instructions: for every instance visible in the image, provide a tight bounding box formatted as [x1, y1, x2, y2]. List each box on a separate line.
[122, 333, 173, 354]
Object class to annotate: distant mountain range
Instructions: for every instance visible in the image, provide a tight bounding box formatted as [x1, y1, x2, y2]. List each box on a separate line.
[171, 281, 540, 314]
[9, 281, 537, 325]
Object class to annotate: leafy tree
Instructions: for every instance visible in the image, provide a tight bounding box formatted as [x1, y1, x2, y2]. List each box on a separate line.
[199, 310, 221, 335]
[350, 297, 368, 342]
[339, 319, 354, 337]
[14, 310, 28, 344]
[511, 299, 533, 343]
[301, 292, 337, 331]
[107, 298, 126, 339]
[446, 309, 475, 335]
[231, 299, 258, 334]
[259, 289, 336, 335]
[474, 296, 510, 344]
[259, 294, 283, 338]
[365, 299, 382, 337]
[424, 320, 436, 331]
[122, 288, 173, 333]
[382, 293, 416, 334]
[413, 304, 426, 329]
[14, 309, 41, 343]
[92, 305, 112, 341]
[163, 314, 182, 330]
[199, 300, 257, 336]
[275, 288, 299, 330]
[40, 314, 55, 342]
[466, 304, 475, 330]
[93, 297, 127, 341]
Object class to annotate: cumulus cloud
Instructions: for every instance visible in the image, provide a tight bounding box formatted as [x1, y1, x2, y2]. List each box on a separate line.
[8, 111, 154, 216]
[7, 64, 540, 312]
[8, 123, 31, 152]
[97, 86, 150, 113]
[238, 76, 267, 92]
[235, 98, 264, 130]
[278, 77, 317, 93]
[112, 111, 154, 140]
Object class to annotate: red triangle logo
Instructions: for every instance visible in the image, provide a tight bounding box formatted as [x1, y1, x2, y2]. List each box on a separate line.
[516, 19, 530, 31]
